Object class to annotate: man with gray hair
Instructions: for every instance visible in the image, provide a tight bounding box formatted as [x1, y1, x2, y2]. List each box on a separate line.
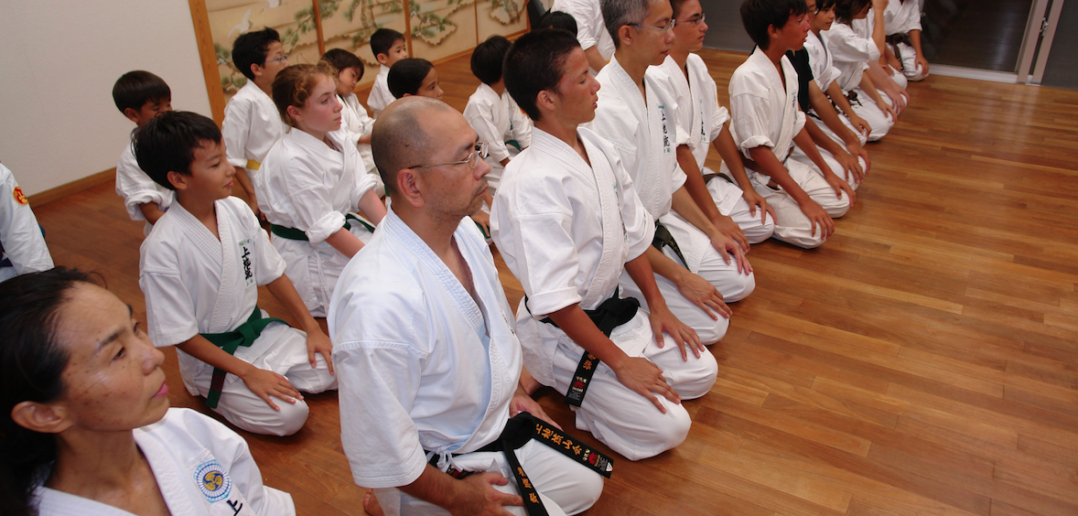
[586, 0, 757, 348]
[330, 96, 607, 516]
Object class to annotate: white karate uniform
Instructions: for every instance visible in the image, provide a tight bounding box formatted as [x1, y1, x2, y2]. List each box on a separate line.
[884, 0, 927, 81]
[115, 131, 175, 235]
[336, 92, 384, 194]
[222, 81, 288, 177]
[728, 48, 851, 249]
[588, 57, 753, 343]
[0, 163, 53, 283]
[33, 408, 295, 516]
[853, 13, 909, 89]
[656, 54, 776, 245]
[140, 198, 336, 436]
[330, 209, 604, 516]
[789, 33, 868, 189]
[257, 129, 379, 317]
[803, 31, 869, 147]
[491, 127, 718, 461]
[367, 65, 394, 118]
[551, 0, 615, 74]
[824, 22, 895, 141]
[463, 83, 533, 194]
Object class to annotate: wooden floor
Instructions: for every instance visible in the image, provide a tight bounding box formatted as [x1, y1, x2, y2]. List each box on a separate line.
[32, 48, 1078, 515]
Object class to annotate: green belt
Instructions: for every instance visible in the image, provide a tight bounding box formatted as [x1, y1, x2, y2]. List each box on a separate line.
[269, 214, 375, 242]
[199, 306, 286, 408]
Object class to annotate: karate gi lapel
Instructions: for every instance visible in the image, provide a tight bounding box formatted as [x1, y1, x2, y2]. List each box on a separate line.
[750, 48, 800, 163]
[577, 130, 630, 308]
[170, 203, 238, 334]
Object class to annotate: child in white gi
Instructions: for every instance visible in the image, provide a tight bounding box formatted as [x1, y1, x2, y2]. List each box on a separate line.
[552, 0, 616, 73]
[258, 63, 387, 317]
[112, 70, 175, 235]
[320, 48, 384, 195]
[494, 29, 718, 462]
[1, 268, 295, 516]
[367, 28, 409, 118]
[387, 58, 445, 101]
[0, 162, 53, 283]
[463, 35, 533, 237]
[825, 0, 897, 141]
[588, 0, 755, 346]
[136, 111, 337, 437]
[660, 0, 777, 247]
[729, 0, 856, 249]
[882, 0, 929, 81]
[222, 28, 291, 217]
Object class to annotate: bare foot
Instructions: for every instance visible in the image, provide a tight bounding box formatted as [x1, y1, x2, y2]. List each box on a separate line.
[363, 489, 385, 516]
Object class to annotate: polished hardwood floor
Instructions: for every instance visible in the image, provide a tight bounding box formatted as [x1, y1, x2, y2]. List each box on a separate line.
[31, 48, 1078, 515]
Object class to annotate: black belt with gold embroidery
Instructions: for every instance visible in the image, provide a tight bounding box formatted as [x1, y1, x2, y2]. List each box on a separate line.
[652, 220, 689, 272]
[426, 412, 614, 516]
[526, 288, 639, 407]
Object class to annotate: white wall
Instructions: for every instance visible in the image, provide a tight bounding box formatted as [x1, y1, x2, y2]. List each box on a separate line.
[0, 0, 213, 196]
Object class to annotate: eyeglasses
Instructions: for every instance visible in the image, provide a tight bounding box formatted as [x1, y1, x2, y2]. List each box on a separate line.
[410, 142, 489, 170]
[674, 13, 706, 26]
[265, 54, 289, 64]
[628, 19, 677, 33]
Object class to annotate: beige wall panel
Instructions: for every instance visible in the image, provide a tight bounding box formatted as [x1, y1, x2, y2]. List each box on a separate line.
[321, 0, 408, 89]
[477, 0, 528, 42]
[409, 0, 478, 62]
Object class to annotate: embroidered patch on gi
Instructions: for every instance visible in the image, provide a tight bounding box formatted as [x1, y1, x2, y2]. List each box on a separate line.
[13, 186, 27, 205]
[194, 460, 232, 503]
[238, 238, 254, 288]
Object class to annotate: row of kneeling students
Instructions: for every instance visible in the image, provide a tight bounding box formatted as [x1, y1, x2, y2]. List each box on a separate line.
[0, 0, 927, 514]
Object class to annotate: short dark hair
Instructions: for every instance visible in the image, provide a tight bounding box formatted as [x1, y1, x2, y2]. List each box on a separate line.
[232, 28, 281, 80]
[817, 0, 836, 11]
[112, 71, 171, 114]
[0, 268, 97, 516]
[470, 35, 511, 85]
[371, 97, 454, 196]
[370, 28, 405, 58]
[504, 29, 581, 122]
[740, 0, 808, 50]
[321, 48, 365, 81]
[538, 11, 579, 35]
[134, 111, 223, 190]
[387, 58, 433, 99]
[833, 0, 870, 24]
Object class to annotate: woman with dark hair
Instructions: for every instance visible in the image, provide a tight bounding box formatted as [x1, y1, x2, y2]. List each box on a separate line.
[0, 268, 295, 516]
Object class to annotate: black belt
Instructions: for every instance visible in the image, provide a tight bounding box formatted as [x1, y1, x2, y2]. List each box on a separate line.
[269, 214, 374, 242]
[652, 220, 689, 271]
[886, 33, 912, 67]
[427, 412, 614, 516]
[526, 288, 640, 406]
[846, 89, 862, 107]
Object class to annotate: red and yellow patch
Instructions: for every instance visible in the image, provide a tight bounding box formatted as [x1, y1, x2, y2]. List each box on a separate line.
[13, 186, 27, 205]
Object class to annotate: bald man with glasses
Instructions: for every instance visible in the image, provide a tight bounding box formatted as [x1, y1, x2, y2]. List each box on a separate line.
[329, 97, 607, 516]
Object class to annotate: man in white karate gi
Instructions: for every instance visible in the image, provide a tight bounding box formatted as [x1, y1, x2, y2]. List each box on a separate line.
[657, 0, 777, 247]
[331, 97, 607, 516]
[728, 0, 857, 249]
[552, 0, 617, 73]
[588, 0, 756, 345]
[492, 29, 718, 462]
[0, 162, 53, 283]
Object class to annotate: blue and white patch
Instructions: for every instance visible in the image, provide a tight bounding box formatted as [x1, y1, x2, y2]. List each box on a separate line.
[194, 459, 232, 503]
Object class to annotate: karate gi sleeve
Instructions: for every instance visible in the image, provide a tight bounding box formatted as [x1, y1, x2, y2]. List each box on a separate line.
[491, 171, 584, 316]
[116, 144, 171, 221]
[0, 165, 53, 274]
[222, 97, 252, 168]
[710, 105, 731, 143]
[464, 96, 513, 163]
[333, 301, 429, 487]
[139, 237, 200, 347]
[283, 158, 347, 245]
[171, 408, 297, 516]
[509, 101, 533, 149]
[728, 88, 776, 159]
[561, 3, 600, 50]
[828, 26, 880, 63]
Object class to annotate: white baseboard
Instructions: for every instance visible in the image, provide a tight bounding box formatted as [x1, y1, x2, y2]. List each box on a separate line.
[929, 64, 1023, 84]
